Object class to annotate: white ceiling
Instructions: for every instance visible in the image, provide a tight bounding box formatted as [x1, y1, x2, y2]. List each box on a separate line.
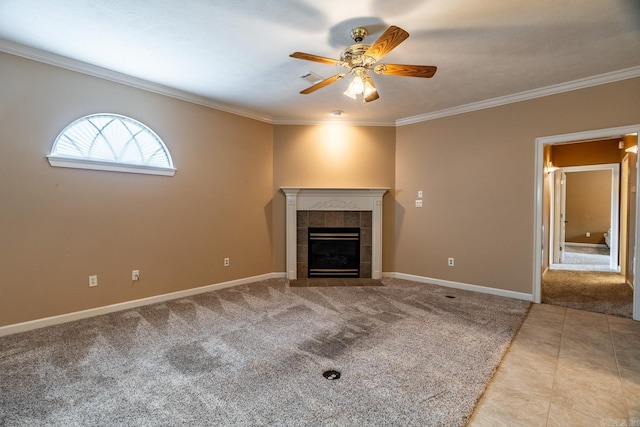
[1, 0, 639, 125]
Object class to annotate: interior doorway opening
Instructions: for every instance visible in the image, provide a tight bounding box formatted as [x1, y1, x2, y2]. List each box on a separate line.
[533, 125, 640, 321]
[549, 164, 620, 272]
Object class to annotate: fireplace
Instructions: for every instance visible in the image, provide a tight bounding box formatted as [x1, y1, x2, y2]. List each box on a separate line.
[308, 227, 360, 277]
[281, 187, 388, 280]
[296, 211, 372, 278]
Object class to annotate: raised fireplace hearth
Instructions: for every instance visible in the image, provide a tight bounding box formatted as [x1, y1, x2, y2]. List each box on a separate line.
[281, 187, 388, 280]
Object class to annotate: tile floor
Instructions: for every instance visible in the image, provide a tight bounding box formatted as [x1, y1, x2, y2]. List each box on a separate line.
[469, 303, 640, 426]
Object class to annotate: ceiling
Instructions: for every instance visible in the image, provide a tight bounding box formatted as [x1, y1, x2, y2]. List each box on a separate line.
[1, 0, 639, 125]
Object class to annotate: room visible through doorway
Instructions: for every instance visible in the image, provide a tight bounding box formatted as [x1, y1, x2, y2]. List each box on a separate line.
[533, 124, 640, 321]
[549, 164, 619, 273]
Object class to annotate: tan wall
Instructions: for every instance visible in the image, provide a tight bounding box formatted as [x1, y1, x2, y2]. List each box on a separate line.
[0, 53, 274, 326]
[395, 77, 640, 294]
[3, 49, 639, 326]
[564, 170, 611, 244]
[552, 138, 621, 167]
[271, 125, 396, 273]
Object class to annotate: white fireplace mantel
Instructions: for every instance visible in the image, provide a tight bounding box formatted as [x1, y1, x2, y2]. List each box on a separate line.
[281, 187, 389, 280]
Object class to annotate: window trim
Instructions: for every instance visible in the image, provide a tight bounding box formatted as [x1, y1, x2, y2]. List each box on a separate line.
[47, 113, 176, 176]
[46, 156, 176, 176]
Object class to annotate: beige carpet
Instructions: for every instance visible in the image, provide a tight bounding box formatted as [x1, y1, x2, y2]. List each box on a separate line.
[542, 270, 633, 318]
[0, 278, 530, 426]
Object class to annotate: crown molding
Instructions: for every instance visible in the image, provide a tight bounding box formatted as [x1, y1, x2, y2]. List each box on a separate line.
[271, 118, 396, 127]
[0, 39, 274, 124]
[397, 66, 640, 126]
[3, 39, 639, 128]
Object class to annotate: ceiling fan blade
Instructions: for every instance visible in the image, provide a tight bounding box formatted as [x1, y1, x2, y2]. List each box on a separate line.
[290, 52, 342, 66]
[300, 73, 346, 94]
[364, 26, 409, 62]
[374, 64, 437, 78]
[363, 75, 380, 103]
[365, 90, 380, 103]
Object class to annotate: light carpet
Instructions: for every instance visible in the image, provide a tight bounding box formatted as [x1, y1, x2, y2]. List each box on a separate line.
[542, 270, 633, 318]
[561, 244, 611, 268]
[0, 278, 530, 426]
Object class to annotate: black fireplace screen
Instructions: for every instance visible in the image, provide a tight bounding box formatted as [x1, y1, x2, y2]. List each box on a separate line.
[308, 227, 360, 277]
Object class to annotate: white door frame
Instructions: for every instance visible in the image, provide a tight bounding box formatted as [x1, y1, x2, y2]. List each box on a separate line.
[549, 171, 564, 264]
[560, 170, 567, 264]
[621, 155, 631, 276]
[549, 164, 620, 272]
[533, 124, 640, 321]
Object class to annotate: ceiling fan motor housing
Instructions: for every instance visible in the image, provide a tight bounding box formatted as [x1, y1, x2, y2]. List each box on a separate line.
[350, 27, 368, 43]
[340, 44, 375, 68]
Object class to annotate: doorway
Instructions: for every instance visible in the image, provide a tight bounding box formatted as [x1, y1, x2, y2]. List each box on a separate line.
[549, 164, 620, 272]
[533, 125, 640, 321]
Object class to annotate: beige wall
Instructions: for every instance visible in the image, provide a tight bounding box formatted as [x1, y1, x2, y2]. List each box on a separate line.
[271, 125, 396, 273]
[3, 49, 639, 327]
[564, 170, 611, 244]
[552, 138, 621, 167]
[395, 77, 640, 294]
[0, 53, 274, 326]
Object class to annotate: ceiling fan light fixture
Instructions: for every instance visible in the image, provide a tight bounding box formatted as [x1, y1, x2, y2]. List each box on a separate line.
[344, 74, 365, 99]
[363, 79, 377, 98]
[344, 67, 372, 100]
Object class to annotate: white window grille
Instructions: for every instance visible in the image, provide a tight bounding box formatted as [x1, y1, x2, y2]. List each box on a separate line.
[47, 114, 176, 176]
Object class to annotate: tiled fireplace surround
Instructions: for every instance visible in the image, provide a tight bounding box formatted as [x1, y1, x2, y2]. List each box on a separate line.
[281, 188, 388, 280]
[297, 210, 372, 278]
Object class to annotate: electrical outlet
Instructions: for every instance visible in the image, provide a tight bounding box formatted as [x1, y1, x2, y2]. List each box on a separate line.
[132, 270, 140, 281]
[415, 200, 423, 208]
[224, 257, 230, 267]
[418, 190, 423, 198]
[89, 275, 98, 287]
[447, 258, 455, 267]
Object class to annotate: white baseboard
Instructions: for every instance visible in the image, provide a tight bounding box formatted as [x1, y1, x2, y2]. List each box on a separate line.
[383, 272, 533, 302]
[0, 271, 534, 337]
[0, 272, 286, 337]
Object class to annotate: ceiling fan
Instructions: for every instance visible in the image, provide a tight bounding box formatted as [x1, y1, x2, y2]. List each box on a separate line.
[290, 25, 437, 103]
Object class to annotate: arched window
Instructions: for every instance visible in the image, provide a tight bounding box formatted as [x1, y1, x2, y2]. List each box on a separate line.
[47, 114, 176, 176]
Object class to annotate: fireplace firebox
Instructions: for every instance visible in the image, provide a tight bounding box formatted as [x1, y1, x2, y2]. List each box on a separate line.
[308, 227, 360, 277]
